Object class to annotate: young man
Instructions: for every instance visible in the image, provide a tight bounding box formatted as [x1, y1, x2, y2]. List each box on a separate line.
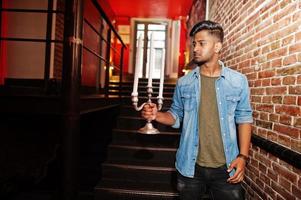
[142, 20, 253, 200]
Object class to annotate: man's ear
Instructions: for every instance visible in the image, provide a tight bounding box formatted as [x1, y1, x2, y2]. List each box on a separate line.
[214, 42, 222, 53]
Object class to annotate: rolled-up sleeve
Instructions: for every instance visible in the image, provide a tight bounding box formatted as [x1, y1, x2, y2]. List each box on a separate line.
[168, 82, 184, 129]
[235, 75, 253, 124]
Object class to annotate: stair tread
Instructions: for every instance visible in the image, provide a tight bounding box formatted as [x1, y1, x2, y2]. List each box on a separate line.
[101, 164, 176, 182]
[105, 145, 176, 167]
[112, 129, 179, 148]
[96, 179, 178, 195]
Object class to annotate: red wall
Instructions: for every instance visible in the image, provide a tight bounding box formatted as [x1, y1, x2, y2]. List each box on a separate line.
[113, 17, 130, 74]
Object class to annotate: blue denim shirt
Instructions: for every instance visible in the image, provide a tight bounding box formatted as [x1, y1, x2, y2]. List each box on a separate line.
[168, 61, 253, 178]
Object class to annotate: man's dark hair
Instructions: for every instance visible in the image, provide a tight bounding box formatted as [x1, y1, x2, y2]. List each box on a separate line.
[189, 20, 224, 43]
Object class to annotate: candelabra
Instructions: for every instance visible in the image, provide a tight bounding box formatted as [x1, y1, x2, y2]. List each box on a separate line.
[131, 33, 165, 134]
[131, 87, 163, 134]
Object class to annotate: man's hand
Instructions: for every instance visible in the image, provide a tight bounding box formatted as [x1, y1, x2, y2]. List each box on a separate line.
[141, 103, 158, 121]
[227, 157, 247, 184]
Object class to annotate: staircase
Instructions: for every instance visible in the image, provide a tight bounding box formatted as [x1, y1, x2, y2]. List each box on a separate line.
[95, 79, 181, 199]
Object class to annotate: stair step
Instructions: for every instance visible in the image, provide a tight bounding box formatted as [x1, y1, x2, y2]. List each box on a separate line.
[95, 179, 178, 200]
[105, 144, 176, 167]
[117, 116, 179, 132]
[102, 163, 176, 184]
[112, 129, 179, 148]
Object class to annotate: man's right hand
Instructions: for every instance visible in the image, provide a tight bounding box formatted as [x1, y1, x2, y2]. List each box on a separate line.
[141, 103, 158, 121]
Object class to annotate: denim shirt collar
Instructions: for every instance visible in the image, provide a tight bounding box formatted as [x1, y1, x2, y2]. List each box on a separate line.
[191, 60, 226, 80]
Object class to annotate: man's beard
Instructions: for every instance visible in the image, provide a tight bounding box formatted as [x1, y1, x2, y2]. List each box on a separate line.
[193, 58, 206, 66]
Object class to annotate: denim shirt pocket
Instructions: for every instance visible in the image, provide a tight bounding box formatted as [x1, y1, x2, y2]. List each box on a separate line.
[181, 93, 196, 112]
[226, 96, 241, 115]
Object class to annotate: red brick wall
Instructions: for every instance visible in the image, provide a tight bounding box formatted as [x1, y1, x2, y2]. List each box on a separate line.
[190, 0, 301, 199]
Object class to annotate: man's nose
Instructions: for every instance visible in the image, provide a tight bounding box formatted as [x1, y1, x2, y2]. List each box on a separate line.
[193, 45, 199, 53]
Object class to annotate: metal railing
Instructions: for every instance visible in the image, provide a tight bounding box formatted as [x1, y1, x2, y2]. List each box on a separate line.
[0, 0, 126, 97]
[0, 0, 64, 93]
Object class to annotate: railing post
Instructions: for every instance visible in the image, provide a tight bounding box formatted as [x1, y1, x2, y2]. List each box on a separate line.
[105, 28, 111, 98]
[44, 0, 53, 93]
[119, 45, 125, 98]
[61, 0, 83, 199]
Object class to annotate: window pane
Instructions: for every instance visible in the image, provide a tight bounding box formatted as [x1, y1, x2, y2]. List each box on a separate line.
[148, 24, 166, 31]
[137, 24, 145, 30]
[7, 41, 45, 79]
[7, 12, 47, 39]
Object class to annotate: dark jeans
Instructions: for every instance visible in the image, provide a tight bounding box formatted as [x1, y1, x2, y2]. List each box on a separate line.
[177, 164, 244, 200]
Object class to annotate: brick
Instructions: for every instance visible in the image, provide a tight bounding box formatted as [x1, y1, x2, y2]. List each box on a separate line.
[289, 86, 301, 95]
[266, 87, 287, 95]
[267, 48, 287, 60]
[262, 96, 272, 103]
[291, 139, 301, 153]
[271, 181, 295, 200]
[255, 177, 265, 189]
[268, 169, 278, 182]
[281, 35, 294, 46]
[256, 104, 274, 112]
[259, 173, 270, 185]
[292, 185, 301, 199]
[252, 96, 261, 103]
[283, 55, 297, 66]
[251, 88, 265, 95]
[254, 151, 271, 166]
[271, 41, 280, 50]
[261, 62, 271, 70]
[269, 113, 279, 122]
[296, 32, 301, 42]
[278, 176, 292, 193]
[271, 77, 281, 85]
[283, 96, 297, 105]
[278, 134, 291, 148]
[259, 70, 275, 78]
[274, 123, 299, 138]
[277, 66, 301, 76]
[267, 130, 278, 141]
[295, 117, 301, 128]
[256, 119, 273, 129]
[260, 112, 269, 121]
[282, 76, 296, 85]
[262, 79, 271, 86]
[246, 72, 257, 80]
[262, 45, 270, 54]
[292, 9, 301, 22]
[298, 96, 301, 105]
[279, 115, 292, 125]
[289, 43, 301, 54]
[276, 194, 286, 200]
[254, 80, 262, 87]
[272, 96, 283, 104]
[251, 181, 266, 199]
[253, 110, 260, 118]
[264, 185, 277, 200]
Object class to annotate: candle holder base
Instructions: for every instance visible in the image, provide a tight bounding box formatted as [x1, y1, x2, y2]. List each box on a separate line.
[138, 122, 159, 134]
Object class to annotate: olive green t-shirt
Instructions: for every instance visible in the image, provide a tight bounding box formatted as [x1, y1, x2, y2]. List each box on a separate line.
[197, 74, 226, 168]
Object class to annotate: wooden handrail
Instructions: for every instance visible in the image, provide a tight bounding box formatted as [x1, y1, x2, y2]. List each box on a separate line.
[91, 0, 126, 48]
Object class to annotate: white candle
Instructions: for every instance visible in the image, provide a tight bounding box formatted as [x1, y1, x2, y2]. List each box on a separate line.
[158, 49, 165, 98]
[147, 33, 154, 87]
[132, 34, 143, 95]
